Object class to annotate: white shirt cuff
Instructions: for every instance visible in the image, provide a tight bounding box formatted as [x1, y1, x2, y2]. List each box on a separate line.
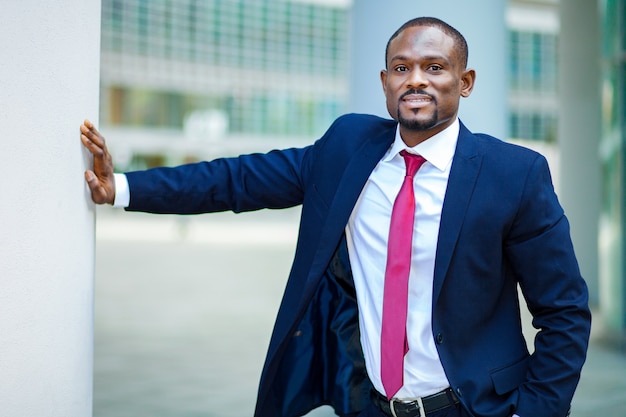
[113, 173, 130, 208]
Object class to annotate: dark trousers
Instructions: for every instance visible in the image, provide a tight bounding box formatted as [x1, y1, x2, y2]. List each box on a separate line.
[355, 401, 472, 417]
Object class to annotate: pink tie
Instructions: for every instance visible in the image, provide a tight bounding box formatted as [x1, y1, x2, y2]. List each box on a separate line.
[381, 150, 427, 399]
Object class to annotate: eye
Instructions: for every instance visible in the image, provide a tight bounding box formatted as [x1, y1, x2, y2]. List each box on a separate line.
[394, 65, 409, 72]
[427, 64, 443, 71]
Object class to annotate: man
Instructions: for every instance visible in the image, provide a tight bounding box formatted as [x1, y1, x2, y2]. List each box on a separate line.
[82, 17, 591, 417]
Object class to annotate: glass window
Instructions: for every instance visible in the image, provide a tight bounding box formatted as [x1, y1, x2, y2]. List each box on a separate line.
[509, 30, 557, 93]
[100, 0, 349, 136]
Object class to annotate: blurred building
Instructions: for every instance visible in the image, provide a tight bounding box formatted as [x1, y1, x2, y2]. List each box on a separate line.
[99, 0, 351, 168]
[507, 0, 559, 143]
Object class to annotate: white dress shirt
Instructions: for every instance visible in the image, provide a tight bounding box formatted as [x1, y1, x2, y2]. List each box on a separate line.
[113, 173, 130, 207]
[345, 119, 459, 400]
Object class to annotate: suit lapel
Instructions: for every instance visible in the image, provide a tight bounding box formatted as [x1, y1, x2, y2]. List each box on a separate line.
[307, 123, 396, 284]
[432, 123, 483, 303]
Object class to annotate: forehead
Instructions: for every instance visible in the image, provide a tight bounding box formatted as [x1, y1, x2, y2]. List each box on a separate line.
[388, 25, 458, 64]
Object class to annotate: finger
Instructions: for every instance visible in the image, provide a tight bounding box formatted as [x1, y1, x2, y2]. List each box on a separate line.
[82, 119, 102, 138]
[80, 122, 106, 149]
[84, 170, 102, 198]
[84, 170, 109, 204]
[81, 133, 105, 158]
[85, 170, 97, 184]
[82, 119, 99, 136]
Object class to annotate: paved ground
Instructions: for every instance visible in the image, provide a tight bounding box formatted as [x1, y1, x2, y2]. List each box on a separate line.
[94, 207, 626, 417]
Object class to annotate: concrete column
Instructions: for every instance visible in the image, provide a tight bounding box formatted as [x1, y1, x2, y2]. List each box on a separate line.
[349, 0, 508, 138]
[0, 2, 100, 416]
[557, 0, 601, 305]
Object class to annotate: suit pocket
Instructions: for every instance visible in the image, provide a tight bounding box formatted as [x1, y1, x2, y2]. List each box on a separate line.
[490, 356, 529, 395]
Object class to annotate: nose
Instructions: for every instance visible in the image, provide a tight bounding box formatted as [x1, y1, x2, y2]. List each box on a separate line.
[406, 68, 428, 89]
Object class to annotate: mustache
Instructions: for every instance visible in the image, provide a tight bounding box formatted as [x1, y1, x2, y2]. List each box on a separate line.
[400, 89, 434, 101]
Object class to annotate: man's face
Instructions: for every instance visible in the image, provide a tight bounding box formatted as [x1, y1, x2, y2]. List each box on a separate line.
[381, 25, 474, 144]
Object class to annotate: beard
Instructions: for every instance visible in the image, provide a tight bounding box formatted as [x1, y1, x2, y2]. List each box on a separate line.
[397, 107, 439, 131]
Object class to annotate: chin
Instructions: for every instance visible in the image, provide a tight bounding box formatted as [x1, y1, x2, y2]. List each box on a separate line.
[397, 109, 438, 132]
[399, 119, 437, 132]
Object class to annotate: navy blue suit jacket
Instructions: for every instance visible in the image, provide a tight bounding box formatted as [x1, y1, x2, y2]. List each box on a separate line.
[125, 114, 591, 417]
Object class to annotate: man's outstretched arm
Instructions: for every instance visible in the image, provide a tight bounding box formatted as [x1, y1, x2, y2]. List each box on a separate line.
[80, 119, 116, 205]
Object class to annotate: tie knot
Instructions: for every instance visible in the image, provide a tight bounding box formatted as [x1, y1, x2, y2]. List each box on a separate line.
[400, 150, 427, 177]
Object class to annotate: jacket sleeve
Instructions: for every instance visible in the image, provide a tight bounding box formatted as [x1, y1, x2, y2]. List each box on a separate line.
[124, 146, 312, 214]
[504, 154, 591, 417]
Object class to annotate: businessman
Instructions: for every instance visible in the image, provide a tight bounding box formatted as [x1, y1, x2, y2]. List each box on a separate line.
[82, 17, 591, 417]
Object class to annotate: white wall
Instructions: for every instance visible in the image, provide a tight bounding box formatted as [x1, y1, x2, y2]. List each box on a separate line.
[0, 2, 100, 416]
[558, 0, 601, 306]
[349, 0, 508, 139]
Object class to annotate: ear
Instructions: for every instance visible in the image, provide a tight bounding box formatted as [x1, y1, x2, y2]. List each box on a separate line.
[380, 69, 388, 95]
[460, 68, 476, 98]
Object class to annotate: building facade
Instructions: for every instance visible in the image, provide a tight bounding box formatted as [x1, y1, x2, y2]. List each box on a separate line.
[507, 0, 559, 143]
[100, 0, 350, 147]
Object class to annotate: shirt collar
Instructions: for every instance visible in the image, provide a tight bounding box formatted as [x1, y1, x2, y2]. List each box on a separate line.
[383, 118, 459, 172]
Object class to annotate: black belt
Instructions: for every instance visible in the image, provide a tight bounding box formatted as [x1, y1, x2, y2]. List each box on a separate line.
[371, 388, 460, 417]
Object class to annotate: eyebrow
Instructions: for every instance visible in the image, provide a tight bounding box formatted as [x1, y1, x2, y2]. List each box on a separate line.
[389, 54, 451, 65]
[388, 54, 455, 71]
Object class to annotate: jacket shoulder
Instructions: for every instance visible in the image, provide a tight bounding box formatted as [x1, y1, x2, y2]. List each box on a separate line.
[471, 130, 544, 161]
[329, 113, 397, 135]
[312, 113, 396, 154]
[457, 124, 553, 186]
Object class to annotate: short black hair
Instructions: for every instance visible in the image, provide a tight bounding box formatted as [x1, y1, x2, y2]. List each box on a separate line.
[385, 17, 469, 69]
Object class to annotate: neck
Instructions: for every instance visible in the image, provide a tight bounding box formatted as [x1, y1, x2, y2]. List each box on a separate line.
[399, 129, 432, 147]
[399, 118, 457, 147]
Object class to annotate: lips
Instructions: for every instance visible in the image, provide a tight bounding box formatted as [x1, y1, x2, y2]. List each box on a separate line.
[403, 94, 431, 103]
[400, 90, 434, 106]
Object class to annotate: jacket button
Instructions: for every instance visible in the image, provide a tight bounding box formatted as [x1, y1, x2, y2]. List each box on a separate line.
[436, 333, 444, 344]
[456, 388, 463, 397]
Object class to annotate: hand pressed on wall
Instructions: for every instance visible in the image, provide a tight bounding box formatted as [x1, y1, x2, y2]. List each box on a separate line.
[80, 119, 116, 205]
